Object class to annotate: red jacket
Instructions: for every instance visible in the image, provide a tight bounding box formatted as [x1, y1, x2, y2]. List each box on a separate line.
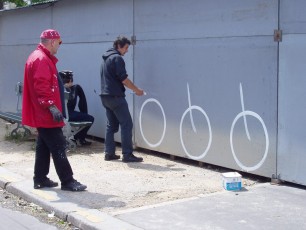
[22, 44, 65, 128]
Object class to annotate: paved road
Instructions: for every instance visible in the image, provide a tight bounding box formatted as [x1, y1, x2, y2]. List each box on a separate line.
[0, 206, 57, 230]
[116, 183, 306, 230]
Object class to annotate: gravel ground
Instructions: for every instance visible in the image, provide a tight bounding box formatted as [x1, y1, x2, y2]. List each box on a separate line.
[0, 187, 76, 229]
[0, 119, 267, 226]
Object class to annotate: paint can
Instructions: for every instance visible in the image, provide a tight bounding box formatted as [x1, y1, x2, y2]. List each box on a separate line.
[221, 172, 242, 191]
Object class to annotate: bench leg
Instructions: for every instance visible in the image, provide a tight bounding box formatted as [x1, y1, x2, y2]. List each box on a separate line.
[10, 123, 31, 138]
[23, 127, 31, 138]
[66, 139, 77, 151]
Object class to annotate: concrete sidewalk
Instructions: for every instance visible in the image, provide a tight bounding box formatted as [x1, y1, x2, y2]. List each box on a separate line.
[1, 166, 306, 230]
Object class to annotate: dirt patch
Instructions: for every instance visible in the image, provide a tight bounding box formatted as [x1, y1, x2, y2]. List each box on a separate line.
[0, 120, 265, 215]
[0, 187, 76, 230]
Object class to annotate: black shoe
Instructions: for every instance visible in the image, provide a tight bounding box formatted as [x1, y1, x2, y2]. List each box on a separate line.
[78, 139, 92, 146]
[34, 179, 58, 189]
[105, 153, 120, 161]
[61, 179, 87, 192]
[122, 154, 143, 163]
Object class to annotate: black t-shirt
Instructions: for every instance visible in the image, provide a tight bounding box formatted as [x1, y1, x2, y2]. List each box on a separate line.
[67, 84, 88, 114]
[100, 48, 128, 97]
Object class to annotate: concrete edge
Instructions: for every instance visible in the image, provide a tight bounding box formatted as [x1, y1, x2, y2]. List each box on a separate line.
[0, 166, 26, 187]
[0, 166, 143, 230]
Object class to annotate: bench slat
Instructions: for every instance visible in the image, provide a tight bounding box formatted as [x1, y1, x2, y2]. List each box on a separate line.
[0, 112, 22, 123]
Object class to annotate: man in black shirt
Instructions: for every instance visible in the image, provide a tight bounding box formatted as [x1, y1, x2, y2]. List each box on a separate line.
[100, 36, 144, 162]
[59, 70, 94, 146]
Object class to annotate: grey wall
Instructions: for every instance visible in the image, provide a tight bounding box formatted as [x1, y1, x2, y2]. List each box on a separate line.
[0, 0, 305, 185]
[0, 0, 134, 139]
[134, 0, 278, 177]
[278, 0, 306, 185]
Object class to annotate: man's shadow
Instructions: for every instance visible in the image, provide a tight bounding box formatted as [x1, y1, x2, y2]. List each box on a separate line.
[52, 189, 126, 209]
[124, 162, 186, 172]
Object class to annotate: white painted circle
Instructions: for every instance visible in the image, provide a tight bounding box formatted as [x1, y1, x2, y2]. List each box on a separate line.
[139, 98, 166, 148]
[180, 105, 212, 160]
[230, 110, 269, 172]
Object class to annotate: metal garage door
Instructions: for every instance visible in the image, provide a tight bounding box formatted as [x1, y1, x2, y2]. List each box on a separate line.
[133, 0, 279, 178]
[278, 0, 306, 185]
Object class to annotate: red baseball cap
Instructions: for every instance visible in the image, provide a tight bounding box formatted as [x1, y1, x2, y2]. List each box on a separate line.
[40, 29, 61, 39]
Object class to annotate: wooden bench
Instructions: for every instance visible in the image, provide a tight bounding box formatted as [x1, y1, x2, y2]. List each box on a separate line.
[0, 83, 92, 149]
[0, 111, 31, 137]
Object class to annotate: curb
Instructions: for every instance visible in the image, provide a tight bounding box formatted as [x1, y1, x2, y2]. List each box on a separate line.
[0, 167, 143, 230]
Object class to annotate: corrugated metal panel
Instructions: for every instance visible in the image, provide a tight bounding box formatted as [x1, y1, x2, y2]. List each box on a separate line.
[134, 36, 277, 177]
[53, 0, 133, 43]
[133, 0, 278, 177]
[134, 0, 278, 40]
[280, 0, 306, 35]
[278, 34, 306, 185]
[0, 7, 52, 45]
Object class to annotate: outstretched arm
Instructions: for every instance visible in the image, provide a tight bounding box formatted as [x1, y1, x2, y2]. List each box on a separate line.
[122, 78, 144, 96]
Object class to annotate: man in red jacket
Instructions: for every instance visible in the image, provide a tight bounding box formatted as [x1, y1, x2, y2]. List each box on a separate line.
[22, 29, 87, 191]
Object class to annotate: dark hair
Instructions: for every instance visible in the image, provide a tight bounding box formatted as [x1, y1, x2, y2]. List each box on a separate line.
[113, 36, 131, 49]
[59, 70, 73, 84]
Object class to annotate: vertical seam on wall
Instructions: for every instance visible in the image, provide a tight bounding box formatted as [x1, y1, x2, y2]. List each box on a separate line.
[275, 0, 280, 178]
[132, 0, 136, 146]
[51, 4, 54, 28]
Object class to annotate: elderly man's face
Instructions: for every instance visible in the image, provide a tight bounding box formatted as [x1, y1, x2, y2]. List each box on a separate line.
[50, 39, 62, 55]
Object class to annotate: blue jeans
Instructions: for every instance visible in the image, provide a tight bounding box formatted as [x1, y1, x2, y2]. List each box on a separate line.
[68, 110, 94, 141]
[101, 96, 133, 156]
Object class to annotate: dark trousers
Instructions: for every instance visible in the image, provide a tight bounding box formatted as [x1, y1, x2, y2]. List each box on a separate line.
[68, 111, 94, 141]
[101, 96, 133, 156]
[34, 127, 73, 185]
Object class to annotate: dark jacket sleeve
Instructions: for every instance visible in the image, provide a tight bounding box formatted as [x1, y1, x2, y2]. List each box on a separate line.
[114, 56, 128, 81]
[75, 84, 88, 113]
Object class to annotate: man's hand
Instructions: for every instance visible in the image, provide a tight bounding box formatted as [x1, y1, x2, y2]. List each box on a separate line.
[49, 105, 63, 122]
[122, 78, 145, 96]
[134, 88, 144, 96]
